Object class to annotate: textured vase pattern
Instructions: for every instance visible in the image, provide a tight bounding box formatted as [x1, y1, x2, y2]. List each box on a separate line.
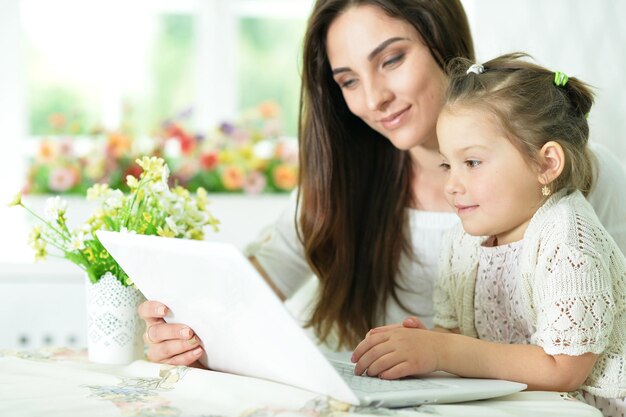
[85, 272, 146, 364]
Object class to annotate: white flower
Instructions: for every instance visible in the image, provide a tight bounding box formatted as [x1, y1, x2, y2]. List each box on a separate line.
[119, 227, 137, 234]
[150, 181, 167, 194]
[104, 189, 124, 209]
[69, 233, 86, 251]
[126, 175, 139, 189]
[44, 196, 68, 220]
[86, 184, 109, 201]
[165, 216, 185, 236]
[161, 164, 170, 183]
[27, 225, 43, 245]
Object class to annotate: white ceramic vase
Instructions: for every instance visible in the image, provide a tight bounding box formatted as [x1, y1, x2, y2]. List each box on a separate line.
[85, 272, 146, 364]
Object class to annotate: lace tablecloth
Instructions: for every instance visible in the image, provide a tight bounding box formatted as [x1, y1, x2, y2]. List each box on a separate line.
[0, 348, 601, 417]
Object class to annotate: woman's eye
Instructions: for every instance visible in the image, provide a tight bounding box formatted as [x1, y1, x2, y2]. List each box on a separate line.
[382, 53, 404, 68]
[439, 162, 450, 171]
[466, 160, 481, 168]
[339, 78, 357, 88]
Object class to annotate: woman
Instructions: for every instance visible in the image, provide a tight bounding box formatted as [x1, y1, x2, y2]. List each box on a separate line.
[139, 0, 626, 366]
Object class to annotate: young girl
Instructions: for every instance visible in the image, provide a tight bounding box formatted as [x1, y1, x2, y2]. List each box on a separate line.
[351, 53, 626, 416]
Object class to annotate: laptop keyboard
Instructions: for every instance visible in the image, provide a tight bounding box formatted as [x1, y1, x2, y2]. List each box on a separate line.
[331, 360, 448, 393]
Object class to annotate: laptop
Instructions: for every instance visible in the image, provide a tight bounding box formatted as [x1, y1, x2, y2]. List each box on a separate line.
[97, 231, 526, 407]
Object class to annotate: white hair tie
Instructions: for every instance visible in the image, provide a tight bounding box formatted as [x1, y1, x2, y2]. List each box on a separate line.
[466, 63, 485, 75]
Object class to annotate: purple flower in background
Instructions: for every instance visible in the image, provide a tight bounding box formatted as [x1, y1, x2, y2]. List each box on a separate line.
[219, 122, 236, 135]
[177, 107, 193, 120]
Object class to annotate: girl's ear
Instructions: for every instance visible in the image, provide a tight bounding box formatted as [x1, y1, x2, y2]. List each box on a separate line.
[537, 141, 565, 184]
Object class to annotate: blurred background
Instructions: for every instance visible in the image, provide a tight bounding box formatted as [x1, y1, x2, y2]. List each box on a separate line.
[0, 0, 624, 349]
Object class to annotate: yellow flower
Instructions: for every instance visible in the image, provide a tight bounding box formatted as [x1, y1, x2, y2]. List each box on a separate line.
[219, 150, 235, 164]
[85, 247, 96, 262]
[187, 229, 204, 240]
[34, 246, 48, 261]
[7, 192, 22, 207]
[248, 157, 265, 171]
[136, 156, 165, 174]
[239, 145, 253, 160]
[157, 226, 176, 238]
[173, 186, 190, 199]
[31, 239, 47, 261]
[195, 187, 213, 211]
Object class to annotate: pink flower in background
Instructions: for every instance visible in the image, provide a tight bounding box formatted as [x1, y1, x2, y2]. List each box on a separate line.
[243, 170, 267, 194]
[57, 138, 74, 157]
[175, 161, 197, 182]
[48, 166, 79, 192]
[232, 129, 251, 146]
[262, 119, 282, 138]
[275, 140, 298, 165]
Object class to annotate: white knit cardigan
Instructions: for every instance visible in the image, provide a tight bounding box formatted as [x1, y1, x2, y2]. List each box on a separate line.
[434, 190, 626, 398]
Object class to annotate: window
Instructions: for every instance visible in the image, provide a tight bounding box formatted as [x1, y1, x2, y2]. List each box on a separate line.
[21, 0, 310, 138]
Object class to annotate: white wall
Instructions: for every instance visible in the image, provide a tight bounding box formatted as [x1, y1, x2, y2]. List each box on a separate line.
[463, 0, 626, 161]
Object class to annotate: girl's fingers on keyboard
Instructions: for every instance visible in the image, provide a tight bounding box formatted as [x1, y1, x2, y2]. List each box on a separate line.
[379, 361, 414, 380]
[352, 331, 387, 363]
[353, 334, 393, 375]
[366, 352, 401, 377]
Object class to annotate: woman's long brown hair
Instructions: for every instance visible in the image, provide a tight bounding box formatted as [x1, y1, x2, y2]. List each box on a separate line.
[297, 0, 474, 348]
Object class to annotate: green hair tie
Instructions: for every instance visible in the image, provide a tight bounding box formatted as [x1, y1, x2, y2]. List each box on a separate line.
[554, 71, 569, 87]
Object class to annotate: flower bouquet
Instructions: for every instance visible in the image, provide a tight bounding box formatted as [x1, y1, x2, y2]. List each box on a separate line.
[10, 156, 220, 364]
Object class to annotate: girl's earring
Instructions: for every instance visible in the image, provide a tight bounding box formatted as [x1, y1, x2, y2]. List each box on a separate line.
[541, 184, 551, 196]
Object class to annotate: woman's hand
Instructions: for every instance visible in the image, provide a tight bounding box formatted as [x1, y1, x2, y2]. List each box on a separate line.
[351, 325, 442, 380]
[138, 300, 205, 367]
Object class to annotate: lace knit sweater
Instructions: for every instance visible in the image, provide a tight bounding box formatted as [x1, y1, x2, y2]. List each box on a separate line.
[434, 190, 626, 398]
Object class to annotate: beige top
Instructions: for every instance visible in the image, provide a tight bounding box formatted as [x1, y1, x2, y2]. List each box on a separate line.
[474, 239, 531, 344]
[434, 190, 626, 398]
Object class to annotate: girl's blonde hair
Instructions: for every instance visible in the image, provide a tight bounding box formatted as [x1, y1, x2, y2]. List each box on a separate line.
[445, 52, 595, 195]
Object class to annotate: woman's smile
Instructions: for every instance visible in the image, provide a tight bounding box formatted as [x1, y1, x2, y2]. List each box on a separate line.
[378, 105, 411, 130]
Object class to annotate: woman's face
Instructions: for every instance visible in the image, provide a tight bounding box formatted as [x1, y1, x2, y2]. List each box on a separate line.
[326, 4, 447, 150]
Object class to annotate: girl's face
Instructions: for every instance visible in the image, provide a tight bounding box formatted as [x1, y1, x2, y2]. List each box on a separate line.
[326, 5, 447, 151]
[437, 107, 544, 245]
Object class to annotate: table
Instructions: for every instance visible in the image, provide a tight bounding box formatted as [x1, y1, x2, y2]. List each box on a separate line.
[0, 348, 601, 417]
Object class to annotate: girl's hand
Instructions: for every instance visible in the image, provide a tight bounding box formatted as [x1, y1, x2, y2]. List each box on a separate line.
[366, 316, 427, 337]
[351, 327, 441, 379]
[138, 300, 205, 367]
[401, 316, 428, 330]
